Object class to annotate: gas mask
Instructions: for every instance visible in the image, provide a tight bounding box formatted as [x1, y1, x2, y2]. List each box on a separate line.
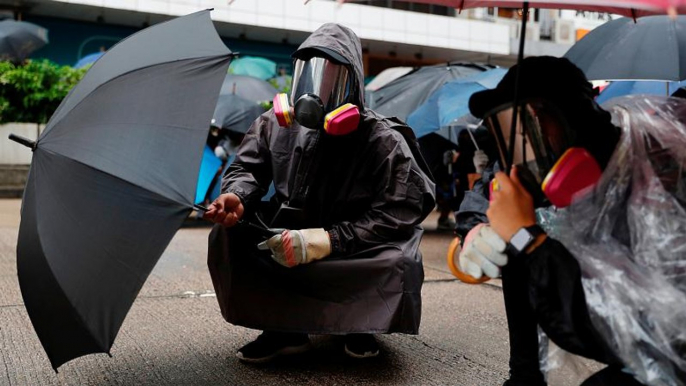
[273, 56, 360, 136]
[484, 99, 602, 208]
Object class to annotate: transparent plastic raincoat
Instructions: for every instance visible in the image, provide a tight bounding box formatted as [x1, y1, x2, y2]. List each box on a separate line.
[535, 95, 686, 386]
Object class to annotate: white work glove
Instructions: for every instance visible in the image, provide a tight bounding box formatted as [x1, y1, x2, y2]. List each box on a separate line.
[473, 150, 489, 174]
[257, 228, 331, 268]
[459, 224, 507, 279]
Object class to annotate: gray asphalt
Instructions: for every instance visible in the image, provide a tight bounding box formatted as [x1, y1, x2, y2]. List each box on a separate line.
[0, 199, 599, 385]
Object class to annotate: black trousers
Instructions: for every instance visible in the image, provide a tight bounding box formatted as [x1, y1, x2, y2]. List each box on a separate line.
[501, 262, 645, 386]
[501, 261, 547, 385]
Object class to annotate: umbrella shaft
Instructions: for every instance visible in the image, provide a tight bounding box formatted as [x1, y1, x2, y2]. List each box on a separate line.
[506, 1, 530, 174]
[193, 204, 208, 212]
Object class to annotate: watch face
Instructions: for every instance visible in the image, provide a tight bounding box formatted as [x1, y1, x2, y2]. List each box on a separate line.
[511, 228, 534, 252]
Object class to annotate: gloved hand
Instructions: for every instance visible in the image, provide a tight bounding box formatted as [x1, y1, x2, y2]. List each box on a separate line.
[257, 228, 331, 268]
[473, 150, 489, 174]
[458, 223, 507, 279]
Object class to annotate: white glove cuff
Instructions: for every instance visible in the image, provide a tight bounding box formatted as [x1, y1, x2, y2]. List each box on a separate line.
[300, 228, 331, 262]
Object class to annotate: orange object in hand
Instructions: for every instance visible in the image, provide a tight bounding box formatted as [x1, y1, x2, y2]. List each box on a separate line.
[446, 236, 490, 284]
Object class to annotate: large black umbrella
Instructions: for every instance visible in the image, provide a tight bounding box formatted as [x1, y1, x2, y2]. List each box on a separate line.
[0, 19, 48, 62]
[565, 15, 686, 81]
[219, 74, 278, 102]
[10, 10, 232, 370]
[211, 93, 264, 134]
[366, 62, 493, 122]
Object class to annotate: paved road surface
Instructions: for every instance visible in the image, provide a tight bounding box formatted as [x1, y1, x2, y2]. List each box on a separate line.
[0, 199, 599, 385]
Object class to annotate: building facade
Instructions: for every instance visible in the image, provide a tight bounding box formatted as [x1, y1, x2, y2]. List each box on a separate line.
[1, 0, 612, 75]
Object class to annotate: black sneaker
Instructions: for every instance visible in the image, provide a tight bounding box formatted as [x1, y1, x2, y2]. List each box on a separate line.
[236, 331, 310, 363]
[344, 334, 380, 358]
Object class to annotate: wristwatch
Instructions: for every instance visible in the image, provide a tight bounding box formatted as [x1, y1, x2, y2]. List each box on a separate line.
[507, 225, 545, 256]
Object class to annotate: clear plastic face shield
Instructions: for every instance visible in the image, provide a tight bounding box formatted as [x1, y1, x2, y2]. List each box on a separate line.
[483, 99, 574, 185]
[291, 57, 353, 112]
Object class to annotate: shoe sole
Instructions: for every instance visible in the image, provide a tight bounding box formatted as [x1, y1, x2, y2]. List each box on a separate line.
[344, 344, 379, 359]
[236, 342, 311, 364]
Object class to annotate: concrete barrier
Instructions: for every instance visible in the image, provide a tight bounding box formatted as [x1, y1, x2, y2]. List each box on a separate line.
[0, 123, 45, 197]
[1, 123, 45, 165]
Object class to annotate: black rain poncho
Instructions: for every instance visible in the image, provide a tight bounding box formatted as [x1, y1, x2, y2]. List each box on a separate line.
[207, 23, 435, 334]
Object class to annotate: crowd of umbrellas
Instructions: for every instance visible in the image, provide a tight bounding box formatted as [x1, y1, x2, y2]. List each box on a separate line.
[5, 0, 686, 375]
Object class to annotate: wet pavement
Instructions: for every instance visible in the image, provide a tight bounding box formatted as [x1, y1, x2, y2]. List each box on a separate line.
[0, 199, 599, 385]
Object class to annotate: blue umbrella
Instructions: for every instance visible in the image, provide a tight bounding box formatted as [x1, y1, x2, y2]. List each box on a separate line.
[407, 68, 507, 139]
[596, 80, 686, 104]
[74, 52, 104, 69]
[195, 145, 223, 205]
[229, 56, 276, 80]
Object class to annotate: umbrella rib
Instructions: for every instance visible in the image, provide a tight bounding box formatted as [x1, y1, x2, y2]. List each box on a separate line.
[45, 54, 232, 135]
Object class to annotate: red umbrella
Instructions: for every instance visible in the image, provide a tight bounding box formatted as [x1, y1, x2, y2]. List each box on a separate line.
[339, 0, 684, 17]
[337, 0, 686, 288]
[340, 0, 685, 170]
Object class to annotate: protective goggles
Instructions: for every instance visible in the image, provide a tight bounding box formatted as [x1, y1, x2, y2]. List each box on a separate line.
[484, 99, 601, 208]
[291, 57, 353, 112]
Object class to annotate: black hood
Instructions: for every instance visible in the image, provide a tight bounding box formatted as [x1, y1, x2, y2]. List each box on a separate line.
[293, 23, 365, 108]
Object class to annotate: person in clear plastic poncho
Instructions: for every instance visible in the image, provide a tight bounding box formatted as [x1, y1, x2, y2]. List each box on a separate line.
[458, 56, 686, 386]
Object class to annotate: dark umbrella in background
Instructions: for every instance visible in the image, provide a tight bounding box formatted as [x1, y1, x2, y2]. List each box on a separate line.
[196, 94, 264, 204]
[211, 93, 264, 134]
[8, 10, 233, 370]
[219, 74, 278, 103]
[565, 15, 686, 82]
[367, 62, 494, 122]
[0, 19, 48, 62]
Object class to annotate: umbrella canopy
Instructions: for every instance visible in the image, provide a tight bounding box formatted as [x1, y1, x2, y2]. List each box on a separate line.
[74, 51, 104, 69]
[365, 66, 414, 92]
[341, 0, 686, 17]
[211, 93, 264, 134]
[596, 79, 686, 103]
[219, 74, 278, 103]
[407, 68, 507, 139]
[565, 15, 686, 82]
[14, 10, 232, 370]
[367, 62, 493, 122]
[229, 56, 277, 80]
[0, 19, 48, 62]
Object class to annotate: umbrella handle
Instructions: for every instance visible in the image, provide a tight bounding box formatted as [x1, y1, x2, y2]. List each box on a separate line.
[8, 134, 36, 150]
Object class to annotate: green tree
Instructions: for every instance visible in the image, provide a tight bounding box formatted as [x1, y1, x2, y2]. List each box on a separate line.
[0, 60, 87, 124]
